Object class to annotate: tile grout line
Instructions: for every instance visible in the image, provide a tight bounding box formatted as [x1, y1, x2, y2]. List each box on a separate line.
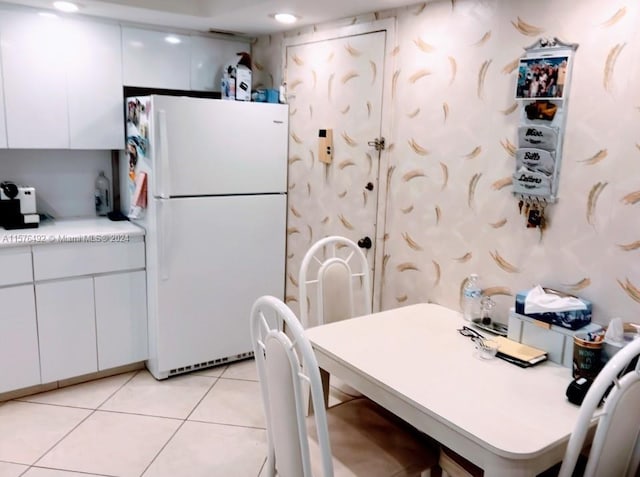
[24, 464, 118, 477]
[95, 369, 142, 409]
[6, 363, 261, 477]
[27, 370, 142, 471]
[83, 407, 184, 422]
[138, 374, 224, 477]
[30, 407, 98, 469]
[14, 369, 141, 410]
[186, 418, 266, 431]
[257, 456, 267, 477]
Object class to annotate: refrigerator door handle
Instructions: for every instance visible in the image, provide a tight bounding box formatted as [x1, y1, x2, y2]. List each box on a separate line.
[157, 109, 171, 199]
[157, 199, 172, 281]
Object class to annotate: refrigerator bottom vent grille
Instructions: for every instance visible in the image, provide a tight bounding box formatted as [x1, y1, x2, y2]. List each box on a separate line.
[168, 351, 255, 377]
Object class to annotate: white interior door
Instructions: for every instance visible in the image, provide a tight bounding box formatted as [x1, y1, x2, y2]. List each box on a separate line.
[155, 194, 286, 372]
[284, 29, 387, 319]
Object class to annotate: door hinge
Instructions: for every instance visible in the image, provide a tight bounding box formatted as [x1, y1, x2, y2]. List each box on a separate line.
[367, 137, 385, 152]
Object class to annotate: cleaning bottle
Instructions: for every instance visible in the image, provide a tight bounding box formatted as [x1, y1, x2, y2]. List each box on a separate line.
[95, 171, 110, 216]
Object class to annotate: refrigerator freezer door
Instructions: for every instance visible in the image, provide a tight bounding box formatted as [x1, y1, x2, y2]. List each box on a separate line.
[152, 96, 288, 197]
[150, 194, 286, 374]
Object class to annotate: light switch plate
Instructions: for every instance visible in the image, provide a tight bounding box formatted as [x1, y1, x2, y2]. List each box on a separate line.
[318, 129, 333, 164]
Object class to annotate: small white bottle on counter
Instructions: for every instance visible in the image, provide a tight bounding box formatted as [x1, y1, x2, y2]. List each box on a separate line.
[95, 171, 111, 216]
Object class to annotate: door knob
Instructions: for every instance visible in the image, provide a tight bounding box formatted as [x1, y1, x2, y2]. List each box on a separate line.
[365, 182, 374, 191]
[357, 237, 372, 249]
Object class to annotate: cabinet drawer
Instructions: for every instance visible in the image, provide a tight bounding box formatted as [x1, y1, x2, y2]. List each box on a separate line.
[0, 247, 33, 286]
[33, 238, 145, 281]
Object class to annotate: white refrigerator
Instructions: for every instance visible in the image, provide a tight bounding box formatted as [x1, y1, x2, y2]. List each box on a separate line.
[121, 95, 288, 379]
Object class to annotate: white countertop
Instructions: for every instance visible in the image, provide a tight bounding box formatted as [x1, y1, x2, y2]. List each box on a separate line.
[0, 217, 145, 248]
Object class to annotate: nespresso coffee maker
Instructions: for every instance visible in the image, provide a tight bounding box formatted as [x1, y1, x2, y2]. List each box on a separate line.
[0, 181, 39, 229]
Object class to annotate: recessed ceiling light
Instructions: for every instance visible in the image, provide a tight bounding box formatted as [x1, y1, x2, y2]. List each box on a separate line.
[53, 1, 78, 13]
[38, 11, 58, 18]
[274, 13, 298, 24]
[164, 35, 181, 45]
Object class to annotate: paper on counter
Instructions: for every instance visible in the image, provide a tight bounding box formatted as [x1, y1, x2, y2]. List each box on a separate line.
[524, 285, 587, 314]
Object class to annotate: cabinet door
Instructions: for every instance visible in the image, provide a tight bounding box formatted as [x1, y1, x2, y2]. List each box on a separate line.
[67, 19, 124, 149]
[0, 285, 40, 393]
[36, 277, 97, 382]
[94, 271, 148, 370]
[190, 36, 249, 92]
[122, 27, 190, 90]
[0, 11, 69, 148]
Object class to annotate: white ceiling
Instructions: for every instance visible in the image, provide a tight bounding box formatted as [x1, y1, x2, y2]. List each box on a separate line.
[3, 0, 414, 36]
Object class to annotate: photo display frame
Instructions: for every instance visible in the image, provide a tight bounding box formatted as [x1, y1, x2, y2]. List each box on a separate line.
[515, 55, 570, 100]
[512, 38, 578, 229]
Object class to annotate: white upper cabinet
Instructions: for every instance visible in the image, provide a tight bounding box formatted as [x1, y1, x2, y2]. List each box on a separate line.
[190, 36, 249, 92]
[122, 27, 190, 90]
[0, 10, 123, 149]
[67, 19, 124, 150]
[0, 11, 69, 148]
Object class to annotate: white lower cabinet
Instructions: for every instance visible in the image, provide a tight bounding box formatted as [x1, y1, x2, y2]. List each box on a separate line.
[0, 233, 147, 393]
[0, 284, 40, 393]
[95, 271, 148, 370]
[36, 277, 98, 383]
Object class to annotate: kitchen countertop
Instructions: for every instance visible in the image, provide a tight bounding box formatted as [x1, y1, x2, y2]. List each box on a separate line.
[0, 217, 145, 248]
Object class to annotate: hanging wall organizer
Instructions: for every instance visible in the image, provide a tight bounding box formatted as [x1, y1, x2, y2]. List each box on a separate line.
[513, 38, 578, 229]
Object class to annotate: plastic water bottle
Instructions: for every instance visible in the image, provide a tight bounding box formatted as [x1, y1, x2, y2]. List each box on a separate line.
[462, 274, 482, 321]
[95, 171, 111, 216]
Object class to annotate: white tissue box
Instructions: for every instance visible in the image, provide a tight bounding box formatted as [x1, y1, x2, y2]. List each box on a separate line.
[508, 309, 601, 367]
[515, 288, 592, 330]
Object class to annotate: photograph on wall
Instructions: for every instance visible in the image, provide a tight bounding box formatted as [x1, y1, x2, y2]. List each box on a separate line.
[515, 56, 569, 100]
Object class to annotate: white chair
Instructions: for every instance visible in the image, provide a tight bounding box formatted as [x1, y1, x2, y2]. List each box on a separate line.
[299, 236, 371, 399]
[558, 337, 640, 477]
[299, 235, 371, 329]
[250, 295, 439, 477]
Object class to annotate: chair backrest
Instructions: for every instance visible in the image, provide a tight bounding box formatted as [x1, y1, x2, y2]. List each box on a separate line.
[251, 295, 335, 477]
[298, 236, 371, 329]
[559, 337, 640, 477]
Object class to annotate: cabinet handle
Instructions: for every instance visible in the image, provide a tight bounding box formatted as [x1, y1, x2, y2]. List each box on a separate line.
[158, 199, 171, 280]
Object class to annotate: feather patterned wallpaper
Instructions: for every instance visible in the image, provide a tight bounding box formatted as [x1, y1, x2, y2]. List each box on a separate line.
[252, 0, 640, 325]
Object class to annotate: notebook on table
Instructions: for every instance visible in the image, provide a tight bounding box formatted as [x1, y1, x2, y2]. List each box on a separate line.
[494, 336, 548, 368]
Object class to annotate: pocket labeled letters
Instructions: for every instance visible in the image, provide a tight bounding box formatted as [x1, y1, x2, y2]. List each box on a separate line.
[513, 166, 552, 196]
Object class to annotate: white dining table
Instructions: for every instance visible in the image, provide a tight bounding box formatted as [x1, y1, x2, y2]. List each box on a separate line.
[305, 303, 588, 477]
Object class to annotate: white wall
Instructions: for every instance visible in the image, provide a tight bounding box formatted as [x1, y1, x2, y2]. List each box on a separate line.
[253, 0, 640, 325]
[0, 150, 112, 218]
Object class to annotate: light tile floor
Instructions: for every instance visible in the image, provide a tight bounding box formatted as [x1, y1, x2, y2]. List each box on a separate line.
[0, 358, 353, 477]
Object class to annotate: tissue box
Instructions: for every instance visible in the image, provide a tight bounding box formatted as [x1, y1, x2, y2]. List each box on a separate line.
[515, 289, 592, 330]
